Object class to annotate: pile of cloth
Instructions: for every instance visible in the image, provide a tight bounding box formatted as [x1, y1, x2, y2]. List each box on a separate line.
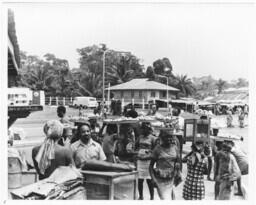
[11, 166, 86, 200]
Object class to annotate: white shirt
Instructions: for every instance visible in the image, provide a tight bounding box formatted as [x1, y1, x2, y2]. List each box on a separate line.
[71, 139, 106, 167]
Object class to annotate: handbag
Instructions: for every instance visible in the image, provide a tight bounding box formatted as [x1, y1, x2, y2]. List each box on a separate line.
[173, 170, 182, 186]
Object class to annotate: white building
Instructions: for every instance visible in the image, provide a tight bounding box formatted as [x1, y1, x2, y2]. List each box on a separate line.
[107, 78, 179, 106]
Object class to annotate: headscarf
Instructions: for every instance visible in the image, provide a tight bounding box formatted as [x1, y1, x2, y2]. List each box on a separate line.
[35, 120, 64, 175]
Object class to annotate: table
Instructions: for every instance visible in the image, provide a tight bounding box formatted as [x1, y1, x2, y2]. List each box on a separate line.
[81, 170, 138, 200]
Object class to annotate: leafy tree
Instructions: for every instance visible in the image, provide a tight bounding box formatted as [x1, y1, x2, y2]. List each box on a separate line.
[216, 78, 227, 94]
[236, 78, 248, 88]
[152, 58, 172, 75]
[76, 45, 144, 98]
[17, 51, 73, 96]
[146, 66, 155, 80]
[173, 74, 195, 97]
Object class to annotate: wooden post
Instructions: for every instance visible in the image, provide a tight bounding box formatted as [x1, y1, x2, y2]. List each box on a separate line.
[63, 97, 65, 106]
[49, 96, 52, 106]
[147, 94, 149, 110]
[132, 98, 134, 106]
[142, 98, 145, 110]
[56, 97, 58, 106]
[108, 83, 111, 110]
[122, 98, 124, 109]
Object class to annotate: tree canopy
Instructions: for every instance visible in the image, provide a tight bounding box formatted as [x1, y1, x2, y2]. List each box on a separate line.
[18, 51, 74, 96]
[76, 45, 144, 98]
[17, 46, 247, 100]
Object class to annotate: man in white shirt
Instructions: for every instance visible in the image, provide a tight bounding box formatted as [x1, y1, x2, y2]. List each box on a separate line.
[71, 124, 106, 168]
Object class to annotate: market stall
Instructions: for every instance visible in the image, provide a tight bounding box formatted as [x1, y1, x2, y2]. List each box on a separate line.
[81, 170, 138, 200]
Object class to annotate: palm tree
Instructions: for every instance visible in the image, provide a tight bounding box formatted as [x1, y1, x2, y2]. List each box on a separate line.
[174, 74, 195, 97]
[216, 79, 226, 94]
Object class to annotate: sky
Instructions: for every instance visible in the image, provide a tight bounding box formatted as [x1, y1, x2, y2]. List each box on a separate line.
[7, 3, 253, 82]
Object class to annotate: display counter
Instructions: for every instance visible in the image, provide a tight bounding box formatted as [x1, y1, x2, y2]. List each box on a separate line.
[81, 170, 138, 200]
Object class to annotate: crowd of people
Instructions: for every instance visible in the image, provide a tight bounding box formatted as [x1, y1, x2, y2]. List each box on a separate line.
[8, 104, 248, 200]
[226, 105, 248, 128]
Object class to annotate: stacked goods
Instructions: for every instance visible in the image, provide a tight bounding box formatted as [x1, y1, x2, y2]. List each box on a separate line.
[68, 116, 89, 122]
[10, 167, 86, 200]
[103, 116, 182, 131]
[137, 116, 157, 121]
[104, 117, 139, 124]
[211, 133, 243, 142]
[80, 160, 136, 172]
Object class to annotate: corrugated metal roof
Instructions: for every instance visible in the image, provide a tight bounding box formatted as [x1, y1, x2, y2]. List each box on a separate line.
[207, 92, 249, 104]
[107, 78, 179, 91]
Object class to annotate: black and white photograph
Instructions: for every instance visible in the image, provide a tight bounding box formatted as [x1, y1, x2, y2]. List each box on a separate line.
[1, 0, 255, 202]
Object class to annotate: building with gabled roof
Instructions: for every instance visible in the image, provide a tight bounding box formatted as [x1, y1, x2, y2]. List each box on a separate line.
[106, 78, 179, 106]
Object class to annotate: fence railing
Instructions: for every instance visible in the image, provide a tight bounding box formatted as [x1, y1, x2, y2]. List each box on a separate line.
[45, 96, 73, 106]
[45, 96, 166, 110]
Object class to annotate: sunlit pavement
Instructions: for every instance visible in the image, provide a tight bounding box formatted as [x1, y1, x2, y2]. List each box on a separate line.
[11, 106, 248, 200]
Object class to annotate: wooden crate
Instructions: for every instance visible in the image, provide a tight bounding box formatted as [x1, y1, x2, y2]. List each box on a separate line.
[81, 171, 138, 200]
[184, 119, 211, 143]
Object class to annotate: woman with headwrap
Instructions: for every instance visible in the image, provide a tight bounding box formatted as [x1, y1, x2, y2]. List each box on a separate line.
[32, 120, 74, 180]
[149, 129, 181, 200]
[136, 122, 156, 200]
[214, 142, 241, 200]
[183, 140, 209, 200]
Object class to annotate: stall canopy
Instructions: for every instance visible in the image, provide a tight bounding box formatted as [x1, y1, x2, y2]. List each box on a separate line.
[171, 98, 215, 106]
[207, 92, 249, 105]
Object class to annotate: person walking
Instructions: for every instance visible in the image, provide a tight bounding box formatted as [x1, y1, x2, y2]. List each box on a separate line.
[214, 143, 241, 200]
[226, 110, 233, 128]
[57, 105, 71, 124]
[244, 104, 249, 117]
[183, 140, 209, 200]
[135, 122, 156, 200]
[238, 111, 245, 128]
[225, 140, 248, 197]
[149, 129, 181, 200]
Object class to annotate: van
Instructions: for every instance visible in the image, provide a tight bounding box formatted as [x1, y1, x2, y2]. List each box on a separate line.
[8, 87, 32, 106]
[73, 97, 98, 109]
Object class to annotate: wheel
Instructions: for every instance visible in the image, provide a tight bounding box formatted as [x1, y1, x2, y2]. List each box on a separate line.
[84, 105, 88, 109]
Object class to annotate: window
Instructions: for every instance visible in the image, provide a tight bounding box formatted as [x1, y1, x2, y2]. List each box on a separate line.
[162, 91, 166, 98]
[139, 91, 142, 98]
[151, 91, 155, 97]
[131, 91, 134, 98]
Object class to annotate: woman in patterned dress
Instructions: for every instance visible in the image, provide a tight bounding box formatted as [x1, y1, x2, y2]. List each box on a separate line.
[136, 122, 156, 200]
[183, 140, 209, 200]
[149, 129, 181, 200]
